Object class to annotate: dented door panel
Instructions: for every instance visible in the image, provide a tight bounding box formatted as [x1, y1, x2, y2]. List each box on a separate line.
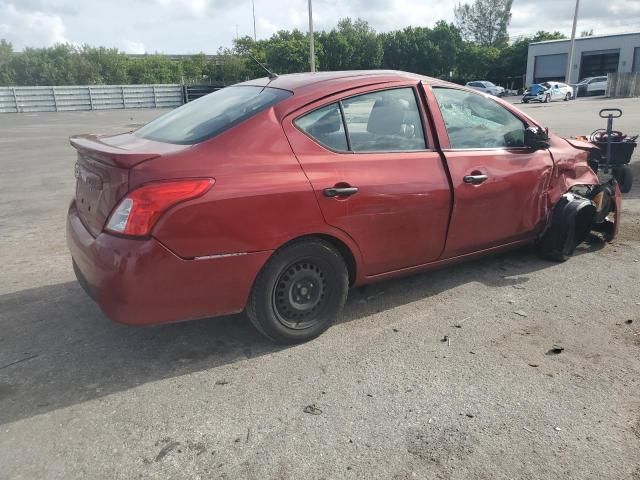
[439, 148, 554, 258]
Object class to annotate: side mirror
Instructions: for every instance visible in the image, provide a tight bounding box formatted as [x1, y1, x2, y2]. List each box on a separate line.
[524, 126, 550, 150]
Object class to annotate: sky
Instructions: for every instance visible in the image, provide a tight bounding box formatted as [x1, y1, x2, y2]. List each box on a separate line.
[1, 0, 639, 53]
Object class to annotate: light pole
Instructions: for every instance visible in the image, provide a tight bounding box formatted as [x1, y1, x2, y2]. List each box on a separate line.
[565, 0, 580, 84]
[308, 0, 315, 72]
[252, 0, 257, 42]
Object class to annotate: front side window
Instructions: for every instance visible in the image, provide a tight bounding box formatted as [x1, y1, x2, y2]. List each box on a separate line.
[295, 87, 426, 153]
[432, 88, 525, 149]
[135, 86, 292, 145]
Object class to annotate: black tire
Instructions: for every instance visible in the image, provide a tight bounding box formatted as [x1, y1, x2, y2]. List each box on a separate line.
[544, 94, 551, 103]
[522, 99, 529, 104]
[564, 92, 571, 101]
[246, 239, 349, 344]
[617, 165, 633, 193]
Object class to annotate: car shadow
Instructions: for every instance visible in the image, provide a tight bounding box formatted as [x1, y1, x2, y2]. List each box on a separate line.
[0, 242, 605, 426]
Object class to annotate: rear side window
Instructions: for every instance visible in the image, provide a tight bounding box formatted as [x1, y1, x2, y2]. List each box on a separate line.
[295, 103, 348, 151]
[135, 86, 292, 145]
[295, 87, 426, 152]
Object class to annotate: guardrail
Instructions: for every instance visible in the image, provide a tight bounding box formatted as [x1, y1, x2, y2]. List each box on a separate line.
[183, 84, 224, 103]
[0, 84, 184, 113]
[606, 73, 640, 98]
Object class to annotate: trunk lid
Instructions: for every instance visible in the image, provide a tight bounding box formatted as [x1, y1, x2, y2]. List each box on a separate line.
[70, 133, 188, 237]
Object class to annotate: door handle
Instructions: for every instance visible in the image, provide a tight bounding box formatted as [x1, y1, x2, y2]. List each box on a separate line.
[463, 174, 488, 185]
[323, 186, 359, 197]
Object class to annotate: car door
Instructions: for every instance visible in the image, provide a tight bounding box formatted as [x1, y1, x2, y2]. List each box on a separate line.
[282, 85, 452, 276]
[423, 84, 554, 258]
[551, 83, 563, 100]
[589, 77, 606, 93]
[594, 76, 607, 92]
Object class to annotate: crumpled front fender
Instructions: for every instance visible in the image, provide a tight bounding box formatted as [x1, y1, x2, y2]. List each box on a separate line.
[547, 134, 600, 206]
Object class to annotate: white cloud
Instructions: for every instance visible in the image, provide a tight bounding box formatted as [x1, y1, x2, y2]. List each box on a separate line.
[156, 0, 209, 17]
[2, 0, 639, 53]
[0, 2, 69, 49]
[123, 40, 146, 54]
[257, 17, 280, 37]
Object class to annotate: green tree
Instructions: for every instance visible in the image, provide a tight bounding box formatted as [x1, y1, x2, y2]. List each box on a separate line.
[0, 39, 15, 84]
[318, 18, 382, 70]
[81, 46, 130, 84]
[380, 22, 462, 78]
[264, 30, 313, 74]
[454, 0, 512, 47]
[182, 53, 209, 82]
[127, 55, 182, 84]
[457, 43, 501, 80]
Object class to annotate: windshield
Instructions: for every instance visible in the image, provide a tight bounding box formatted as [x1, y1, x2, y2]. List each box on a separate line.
[483, 81, 496, 87]
[135, 86, 292, 145]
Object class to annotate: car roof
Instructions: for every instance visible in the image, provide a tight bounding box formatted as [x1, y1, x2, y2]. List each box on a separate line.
[237, 70, 446, 94]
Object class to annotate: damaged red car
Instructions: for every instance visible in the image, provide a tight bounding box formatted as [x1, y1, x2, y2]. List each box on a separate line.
[67, 71, 621, 343]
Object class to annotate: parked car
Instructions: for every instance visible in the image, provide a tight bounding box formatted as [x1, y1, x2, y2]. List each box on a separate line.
[573, 76, 608, 97]
[465, 80, 505, 96]
[522, 82, 574, 103]
[67, 71, 621, 343]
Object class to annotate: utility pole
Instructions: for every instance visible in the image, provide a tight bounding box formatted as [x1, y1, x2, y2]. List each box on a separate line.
[565, 0, 580, 84]
[308, 0, 315, 72]
[252, 0, 257, 42]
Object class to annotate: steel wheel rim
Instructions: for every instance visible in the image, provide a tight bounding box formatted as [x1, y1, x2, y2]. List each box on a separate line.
[272, 260, 328, 330]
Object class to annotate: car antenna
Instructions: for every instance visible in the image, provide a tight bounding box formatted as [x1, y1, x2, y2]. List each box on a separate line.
[246, 52, 278, 80]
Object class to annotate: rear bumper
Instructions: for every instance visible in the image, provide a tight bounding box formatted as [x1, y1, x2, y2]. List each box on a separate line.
[66, 202, 272, 326]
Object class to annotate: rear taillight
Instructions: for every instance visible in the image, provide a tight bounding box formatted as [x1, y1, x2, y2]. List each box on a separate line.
[105, 178, 214, 236]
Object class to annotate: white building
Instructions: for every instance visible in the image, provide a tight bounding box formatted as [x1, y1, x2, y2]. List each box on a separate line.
[526, 32, 640, 86]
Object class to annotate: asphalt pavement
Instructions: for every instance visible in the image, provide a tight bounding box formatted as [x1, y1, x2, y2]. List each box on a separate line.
[0, 96, 639, 480]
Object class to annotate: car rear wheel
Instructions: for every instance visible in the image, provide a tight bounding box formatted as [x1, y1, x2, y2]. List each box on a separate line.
[246, 239, 349, 344]
[564, 92, 571, 101]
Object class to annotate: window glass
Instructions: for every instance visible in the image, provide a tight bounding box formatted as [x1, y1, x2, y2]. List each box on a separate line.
[295, 103, 348, 151]
[433, 88, 525, 149]
[341, 88, 426, 152]
[135, 86, 292, 145]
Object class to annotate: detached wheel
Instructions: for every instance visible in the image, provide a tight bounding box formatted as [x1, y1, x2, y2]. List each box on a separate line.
[538, 223, 575, 262]
[246, 239, 349, 344]
[616, 165, 633, 193]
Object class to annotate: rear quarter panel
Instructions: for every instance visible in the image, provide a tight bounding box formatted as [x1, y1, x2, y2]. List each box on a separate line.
[131, 108, 337, 258]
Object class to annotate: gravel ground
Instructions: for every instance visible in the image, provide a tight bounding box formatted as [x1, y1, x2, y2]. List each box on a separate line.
[0, 96, 639, 480]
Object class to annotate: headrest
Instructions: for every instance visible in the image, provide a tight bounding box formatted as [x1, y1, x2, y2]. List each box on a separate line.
[367, 97, 408, 135]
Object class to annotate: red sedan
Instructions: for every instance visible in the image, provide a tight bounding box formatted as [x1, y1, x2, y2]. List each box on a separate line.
[67, 71, 620, 343]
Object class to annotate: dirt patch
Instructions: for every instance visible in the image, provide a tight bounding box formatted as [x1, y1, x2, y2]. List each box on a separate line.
[406, 424, 474, 467]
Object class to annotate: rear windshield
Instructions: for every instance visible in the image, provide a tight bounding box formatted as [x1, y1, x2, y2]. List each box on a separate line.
[134, 85, 292, 145]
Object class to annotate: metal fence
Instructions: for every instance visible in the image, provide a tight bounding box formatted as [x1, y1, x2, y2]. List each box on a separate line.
[183, 84, 224, 103]
[607, 73, 640, 98]
[0, 84, 184, 113]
